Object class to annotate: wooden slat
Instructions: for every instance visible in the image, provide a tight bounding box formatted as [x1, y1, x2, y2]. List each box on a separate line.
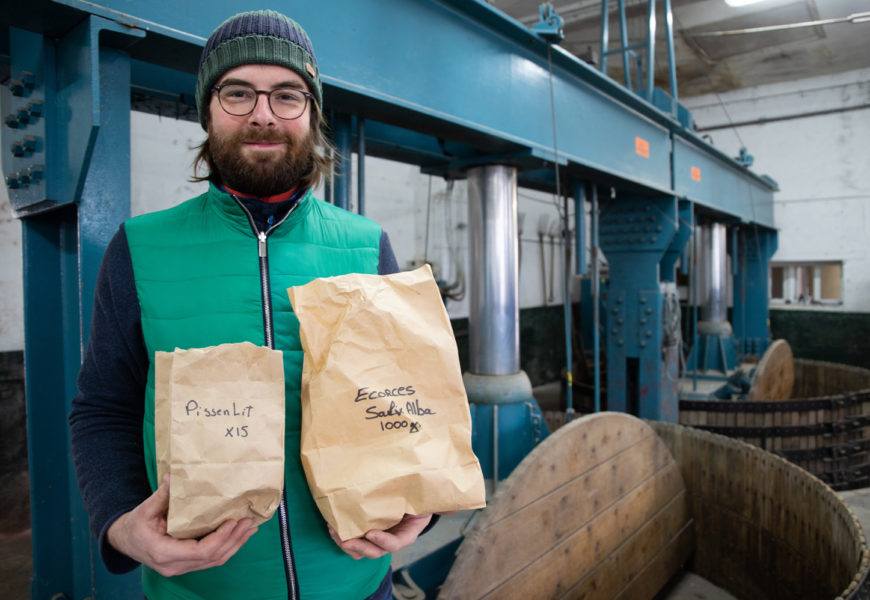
[439, 413, 690, 600]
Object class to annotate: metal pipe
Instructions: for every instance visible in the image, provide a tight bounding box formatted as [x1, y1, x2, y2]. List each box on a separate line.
[357, 117, 365, 215]
[699, 223, 728, 323]
[467, 165, 520, 375]
[645, 0, 656, 102]
[591, 183, 601, 412]
[575, 183, 586, 276]
[562, 195, 574, 420]
[332, 112, 352, 210]
[692, 231, 698, 389]
[492, 404, 499, 486]
[600, 0, 609, 74]
[664, 0, 677, 101]
[618, 0, 631, 88]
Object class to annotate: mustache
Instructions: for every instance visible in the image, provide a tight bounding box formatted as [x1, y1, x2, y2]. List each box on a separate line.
[240, 131, 293, 144]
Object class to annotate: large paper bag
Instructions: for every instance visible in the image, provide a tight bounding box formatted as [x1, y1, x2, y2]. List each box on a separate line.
[154, 341, 285, 539]
[287, 265, 485, 541]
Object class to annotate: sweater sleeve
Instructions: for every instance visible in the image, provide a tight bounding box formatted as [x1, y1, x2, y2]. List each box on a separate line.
[378, 231, 399, 275]
[69, 224, 152, 574]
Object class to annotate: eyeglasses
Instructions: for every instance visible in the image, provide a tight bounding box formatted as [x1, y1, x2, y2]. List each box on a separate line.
[211, 84, 313, 120]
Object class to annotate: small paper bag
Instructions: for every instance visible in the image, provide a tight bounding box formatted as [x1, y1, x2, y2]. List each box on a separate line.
[154, 341, 285, 539]
[287, 265, 485, 541]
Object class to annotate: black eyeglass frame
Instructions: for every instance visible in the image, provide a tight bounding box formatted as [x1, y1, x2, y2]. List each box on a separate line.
[210, 84, 314, 121]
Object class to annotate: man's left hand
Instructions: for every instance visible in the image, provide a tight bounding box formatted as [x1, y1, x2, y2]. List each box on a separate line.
[329, 514, 433, 560]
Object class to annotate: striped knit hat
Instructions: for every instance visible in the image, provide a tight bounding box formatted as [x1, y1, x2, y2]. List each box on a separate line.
[195, 10, 322, 128]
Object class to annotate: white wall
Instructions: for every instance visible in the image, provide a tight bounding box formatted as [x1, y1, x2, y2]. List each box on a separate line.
[0, 177, 22, 352]
[682, 67, 870, 313]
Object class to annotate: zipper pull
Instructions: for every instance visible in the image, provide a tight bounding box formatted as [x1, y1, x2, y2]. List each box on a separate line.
[258, 231, 267, 258]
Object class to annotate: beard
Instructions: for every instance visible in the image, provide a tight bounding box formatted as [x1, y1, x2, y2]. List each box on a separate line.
[207, 125, 316, 197]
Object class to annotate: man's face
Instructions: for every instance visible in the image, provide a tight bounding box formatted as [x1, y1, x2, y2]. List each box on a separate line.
[208, 64, 315, 196]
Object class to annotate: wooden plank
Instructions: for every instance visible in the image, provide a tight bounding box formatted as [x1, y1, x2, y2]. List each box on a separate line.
[484, 413, 655, 525]
[747, 339, 794, 401]
[612, 521, 694, 600]
[480, 473, 688, 600]
[449, 434, 670, 594]
[438, 413, 688, 600]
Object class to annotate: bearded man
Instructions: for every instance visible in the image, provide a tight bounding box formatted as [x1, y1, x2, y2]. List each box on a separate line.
[69, 11, 431, 600]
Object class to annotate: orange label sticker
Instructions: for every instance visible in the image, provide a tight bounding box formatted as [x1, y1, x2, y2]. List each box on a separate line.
[691, 166, 701, 182]
[635, 136, 650, 158]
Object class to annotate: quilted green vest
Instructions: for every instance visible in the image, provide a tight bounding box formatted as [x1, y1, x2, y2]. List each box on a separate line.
[125, 184, 389, 600]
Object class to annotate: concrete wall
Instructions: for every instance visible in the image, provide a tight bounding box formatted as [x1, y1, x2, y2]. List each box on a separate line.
[682, 67, 870, 313]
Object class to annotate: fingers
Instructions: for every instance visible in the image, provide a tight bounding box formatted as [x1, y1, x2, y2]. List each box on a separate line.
[328, 514, 433, 560]
[150, 519, 258, 577]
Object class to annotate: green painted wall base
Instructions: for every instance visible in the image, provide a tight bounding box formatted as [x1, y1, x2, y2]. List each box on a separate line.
[770, 309, 870, 370]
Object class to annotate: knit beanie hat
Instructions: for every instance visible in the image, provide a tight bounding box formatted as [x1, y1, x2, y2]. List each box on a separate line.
[195, 10, 322, 129]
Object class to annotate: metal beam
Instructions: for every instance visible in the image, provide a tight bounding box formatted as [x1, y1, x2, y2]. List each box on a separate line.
[2, 0, 776, 226]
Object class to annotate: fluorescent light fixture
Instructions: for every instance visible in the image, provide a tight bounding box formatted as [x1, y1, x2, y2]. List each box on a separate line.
[725, 0, 771, 6]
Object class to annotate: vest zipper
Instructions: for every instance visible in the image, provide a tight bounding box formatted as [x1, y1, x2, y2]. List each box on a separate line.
[234, 195, 300, 600]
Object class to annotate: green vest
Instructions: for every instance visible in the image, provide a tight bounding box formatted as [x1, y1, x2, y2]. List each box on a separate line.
[125, 185, 390, 600]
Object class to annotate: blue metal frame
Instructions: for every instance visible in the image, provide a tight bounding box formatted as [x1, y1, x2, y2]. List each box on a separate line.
[0, 1, 785, 596]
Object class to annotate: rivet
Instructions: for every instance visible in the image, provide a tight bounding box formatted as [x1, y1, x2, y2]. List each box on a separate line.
[617, 339, 624, 346]
[640, 318, 647, 325]
[640, 341, 646, 348]
[617, 318, 624, 325]
[640, 297, 647, 304]
[4, 114, 19, 129]
[645, 330, 653, 338]
[5, 174, 20, 189]
[611, 327, 619, 334]
[645, 307, 653, 315]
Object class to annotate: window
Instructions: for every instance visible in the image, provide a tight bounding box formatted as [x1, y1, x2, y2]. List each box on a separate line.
[770, 262, 843, 305]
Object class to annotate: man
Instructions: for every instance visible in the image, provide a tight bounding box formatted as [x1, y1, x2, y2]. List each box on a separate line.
[69, 10, 431, 600]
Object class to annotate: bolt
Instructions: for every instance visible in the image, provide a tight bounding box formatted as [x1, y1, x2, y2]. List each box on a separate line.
[9, 80, 25, 97]
[21, 71, 36, 90]
[617, 339, 624, 346]
[16, 107, 30, 124]
[27, 100, 43, 117]
[616, 297, 623, 304]
[23, 136, 38, 152]
[645, 330, 652, 338]
[617, 318, 624, 325]
[11, 140, 25, 157]
[611, 327, 619, 334]
[17, 170, 30, 185]
[640, 318, 647, 325]
[5, 174, 20, 189]
[640, 297, 647, 304]
[26, 164, 43, 182]
[5, 114, 19, 129]
[651, 236, 657, 243]
[612, 308, 620, 315]
[645, 307, 653, 315]
[640, 341, 646, 348]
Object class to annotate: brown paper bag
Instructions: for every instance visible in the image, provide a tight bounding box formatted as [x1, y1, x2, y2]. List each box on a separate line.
[154, 341, 286, 539]
[287, 265, 485, 541]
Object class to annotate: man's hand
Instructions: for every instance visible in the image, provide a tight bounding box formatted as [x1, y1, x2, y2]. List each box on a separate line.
[106, 476, 257, 577]
[328, 514, 433, 560]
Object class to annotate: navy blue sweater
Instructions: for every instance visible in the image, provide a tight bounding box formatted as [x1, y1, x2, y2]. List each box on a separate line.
[69, 194, 399, 573]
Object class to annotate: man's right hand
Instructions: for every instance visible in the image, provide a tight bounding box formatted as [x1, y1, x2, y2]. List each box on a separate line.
[106, 476, 257, 577]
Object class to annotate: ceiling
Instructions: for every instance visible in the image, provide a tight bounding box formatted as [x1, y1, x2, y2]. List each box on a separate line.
[489, 0, 870, 98]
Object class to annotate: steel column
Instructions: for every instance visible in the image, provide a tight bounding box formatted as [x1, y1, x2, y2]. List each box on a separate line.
[11, 18, 143, 599]
[467, 165, 520, 375]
